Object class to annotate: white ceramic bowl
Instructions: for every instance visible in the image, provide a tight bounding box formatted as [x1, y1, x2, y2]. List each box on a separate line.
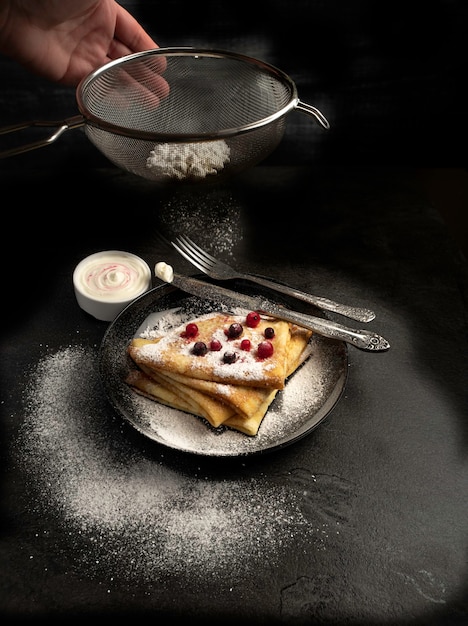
[73, 250, 152, 321]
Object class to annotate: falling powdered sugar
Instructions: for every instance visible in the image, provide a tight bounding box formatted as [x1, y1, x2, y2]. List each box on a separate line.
[157, 188, 244, 259]
[16, 345, 330, 587]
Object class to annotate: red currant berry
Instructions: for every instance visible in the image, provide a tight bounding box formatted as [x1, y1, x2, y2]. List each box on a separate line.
[257, 340, 274, 359]
[210, 339, 222, 351]
[246, 311, 261, 328]
[192, 341, 208, 356]
[240, 339, 251, 351]
[223, 351, 238, 364]
[264, 327, 275, 339]
[224, 322, 243, 339]
[183, 323, 198, 338]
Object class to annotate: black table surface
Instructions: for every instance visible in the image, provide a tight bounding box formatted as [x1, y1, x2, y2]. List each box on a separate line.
[1, 160, 467, 625]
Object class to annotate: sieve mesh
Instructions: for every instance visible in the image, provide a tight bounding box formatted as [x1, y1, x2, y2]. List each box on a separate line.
[1, 47, 328, 181]
[74, 48, 327, 184]
[79, 49, 296, 137]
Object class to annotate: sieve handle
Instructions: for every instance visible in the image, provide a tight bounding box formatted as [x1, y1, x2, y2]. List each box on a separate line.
[0, 114, 85, 158]
[295, 101, 330, 130]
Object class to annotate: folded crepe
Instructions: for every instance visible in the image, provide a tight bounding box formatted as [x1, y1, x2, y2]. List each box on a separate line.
[127, 312, 292, 389]
[126, 311, 312, 436]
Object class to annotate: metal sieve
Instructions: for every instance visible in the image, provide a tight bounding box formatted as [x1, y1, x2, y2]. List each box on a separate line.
[0, 47, 329, 184]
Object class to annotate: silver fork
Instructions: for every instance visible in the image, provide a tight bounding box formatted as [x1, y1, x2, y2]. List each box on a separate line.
[169, 233, 376, 323]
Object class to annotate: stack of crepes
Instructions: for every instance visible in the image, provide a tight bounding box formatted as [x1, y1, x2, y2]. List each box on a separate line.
[125, 310, 313, 436]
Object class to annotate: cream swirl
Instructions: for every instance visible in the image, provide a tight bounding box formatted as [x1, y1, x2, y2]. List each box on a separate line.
[75, 252, 151, 303]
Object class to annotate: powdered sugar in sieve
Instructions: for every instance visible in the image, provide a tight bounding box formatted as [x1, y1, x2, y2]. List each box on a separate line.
[146, 140, 230, 180]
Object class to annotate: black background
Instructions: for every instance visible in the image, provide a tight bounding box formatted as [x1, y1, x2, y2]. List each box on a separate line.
[1, 3, 467, 624]
[1, 0, 467, 170]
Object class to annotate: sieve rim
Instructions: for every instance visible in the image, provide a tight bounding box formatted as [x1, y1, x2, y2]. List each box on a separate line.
[75, 47, 300, 142]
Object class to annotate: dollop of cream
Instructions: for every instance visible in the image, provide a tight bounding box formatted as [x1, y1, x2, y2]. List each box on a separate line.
[75, 252, 151, 302]
[155, 262, 174, 283]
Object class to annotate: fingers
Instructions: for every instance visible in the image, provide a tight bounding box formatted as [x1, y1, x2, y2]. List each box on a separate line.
[107, 37, 134, 61]
[90, 51, 170, 119]
[113, 3, 158, 54]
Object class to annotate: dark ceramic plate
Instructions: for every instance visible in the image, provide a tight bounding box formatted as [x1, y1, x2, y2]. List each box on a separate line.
[99, 279, 348, 457]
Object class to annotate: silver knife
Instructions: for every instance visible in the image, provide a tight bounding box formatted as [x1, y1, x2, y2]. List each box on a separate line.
[229, 273, 376, 323]
[155, 263, 390, 352]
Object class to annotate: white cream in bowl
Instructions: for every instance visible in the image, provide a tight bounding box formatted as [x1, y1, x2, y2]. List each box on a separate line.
[73, 250, 152, 321]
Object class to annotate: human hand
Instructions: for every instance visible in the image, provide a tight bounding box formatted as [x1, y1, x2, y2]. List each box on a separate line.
[0, 0, 159, 86]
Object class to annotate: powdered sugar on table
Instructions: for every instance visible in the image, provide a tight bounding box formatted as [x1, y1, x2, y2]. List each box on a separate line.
[15, 345, 343, 590]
